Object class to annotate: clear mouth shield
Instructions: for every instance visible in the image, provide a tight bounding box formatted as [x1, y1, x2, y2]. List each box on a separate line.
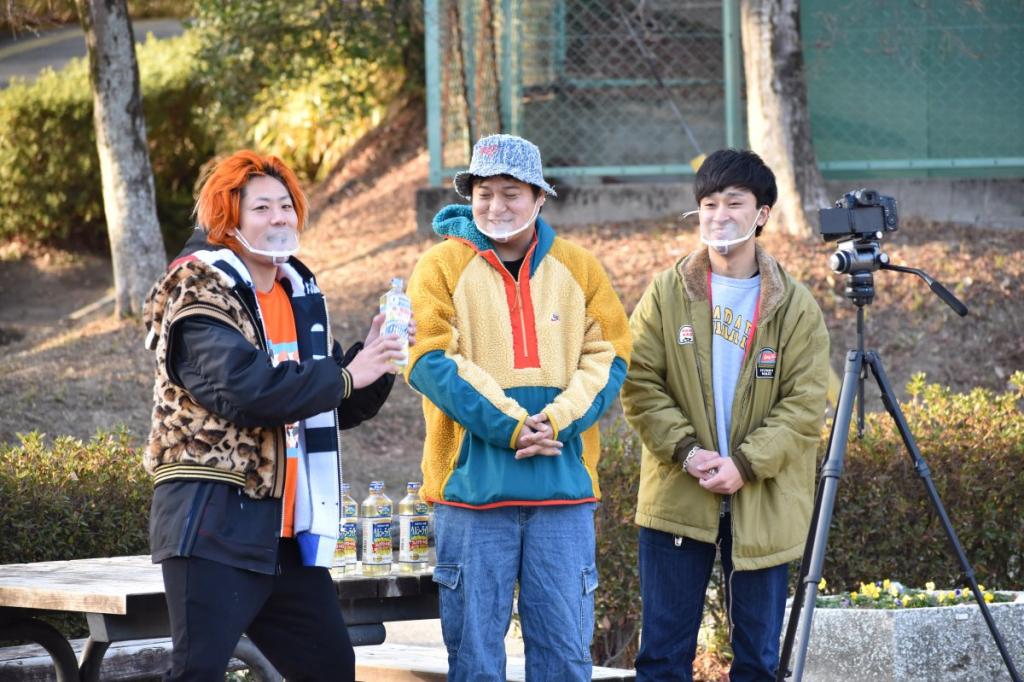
[234, 227, 300, 264]
[478, 200, 542, 243]
[682, 207, 763, 255]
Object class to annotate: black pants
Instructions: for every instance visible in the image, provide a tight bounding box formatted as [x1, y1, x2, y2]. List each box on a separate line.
[161, 539, 355, 681]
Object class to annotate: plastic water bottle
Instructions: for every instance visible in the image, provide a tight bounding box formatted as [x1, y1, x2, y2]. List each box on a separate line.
[379, 277, 411, 371]
[334, 483, 358, 574]
[360, 481, 393, 576]
[399, 482, 430, 573]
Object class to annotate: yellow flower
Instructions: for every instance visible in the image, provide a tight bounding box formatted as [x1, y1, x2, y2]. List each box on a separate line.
[851, 591, 859, 599]
[984, 593, 994, 603]
[925, 581, 935, 591]
[888, 584, 900, 597]
[883, 579, 891, 590]
[978, 584, 986, 592]
[818, 578, 827, 591]
[902, 596, 911, 606]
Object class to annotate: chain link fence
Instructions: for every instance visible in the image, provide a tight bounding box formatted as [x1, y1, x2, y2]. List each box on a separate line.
[427, 0, 1024, 183]
[432, 0, 729, 178]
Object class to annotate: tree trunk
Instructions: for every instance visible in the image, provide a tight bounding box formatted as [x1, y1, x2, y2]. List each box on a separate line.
[740, 0, 829, 238]
[76, 0, 166, 317]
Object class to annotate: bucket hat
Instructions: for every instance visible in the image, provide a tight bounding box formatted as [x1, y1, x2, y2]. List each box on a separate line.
[453, 134, 557, 199]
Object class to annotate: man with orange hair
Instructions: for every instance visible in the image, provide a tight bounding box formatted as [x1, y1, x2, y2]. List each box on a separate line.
[143, 150, 409, 681]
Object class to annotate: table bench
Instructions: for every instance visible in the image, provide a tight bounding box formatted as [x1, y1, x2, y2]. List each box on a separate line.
[0, 556, 437, 681]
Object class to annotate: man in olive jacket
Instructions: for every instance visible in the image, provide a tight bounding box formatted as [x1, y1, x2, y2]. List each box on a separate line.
[621, 150, 830, 682]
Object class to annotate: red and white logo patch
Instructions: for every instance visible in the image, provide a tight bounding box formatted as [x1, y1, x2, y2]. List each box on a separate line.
[677, 324, 694, 345]
[756, 347, 777, 379]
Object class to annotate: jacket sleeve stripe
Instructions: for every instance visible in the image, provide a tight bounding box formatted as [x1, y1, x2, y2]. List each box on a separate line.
[409, 349, 527, 448]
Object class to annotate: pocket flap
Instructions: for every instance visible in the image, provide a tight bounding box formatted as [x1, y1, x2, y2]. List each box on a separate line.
[432, 563, 461, 590]
[582, 564, 599, 595]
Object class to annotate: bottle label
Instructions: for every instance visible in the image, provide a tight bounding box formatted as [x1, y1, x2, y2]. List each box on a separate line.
[341, 520, 357, 564]
[381, 290, 412, 368]
[362, 518, 393, 565]
[343, 501, 357, 518]
[400, 516, 430, 562]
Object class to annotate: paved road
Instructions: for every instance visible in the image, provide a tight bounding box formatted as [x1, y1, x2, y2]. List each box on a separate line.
[0, 18, 183, 89]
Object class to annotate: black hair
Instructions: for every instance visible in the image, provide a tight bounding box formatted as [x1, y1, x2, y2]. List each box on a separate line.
[694, 149, 777, 236]
[471, 174, 543, 199]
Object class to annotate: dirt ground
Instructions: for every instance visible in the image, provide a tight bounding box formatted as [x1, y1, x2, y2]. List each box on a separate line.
[1, 99, 1022, 504]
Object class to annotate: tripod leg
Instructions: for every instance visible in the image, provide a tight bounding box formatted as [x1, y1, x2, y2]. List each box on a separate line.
[865, 352, 1022, 682]
[777, 350, 862, 682]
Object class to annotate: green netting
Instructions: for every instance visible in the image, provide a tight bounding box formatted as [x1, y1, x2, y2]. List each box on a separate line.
[802, 0, 1024, 172]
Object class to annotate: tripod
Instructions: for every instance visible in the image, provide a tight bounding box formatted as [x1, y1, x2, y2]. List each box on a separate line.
[776, 244, 1022, 682]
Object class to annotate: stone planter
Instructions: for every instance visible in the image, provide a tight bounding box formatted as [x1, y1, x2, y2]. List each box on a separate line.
[791, 596, 1024, 681]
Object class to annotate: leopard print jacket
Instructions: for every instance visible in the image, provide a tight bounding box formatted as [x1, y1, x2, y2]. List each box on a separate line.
[142, 259, 282, 499]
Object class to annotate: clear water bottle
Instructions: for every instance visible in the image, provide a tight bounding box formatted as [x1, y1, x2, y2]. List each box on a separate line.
[360, 480, 393, 576]
[334, 483, 358, 574]
[399, 481, 430, 573]
[379, 277, 411, 371]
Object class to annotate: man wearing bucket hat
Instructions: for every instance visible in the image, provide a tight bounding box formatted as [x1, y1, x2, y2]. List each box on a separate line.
[406, 134, 631, 680]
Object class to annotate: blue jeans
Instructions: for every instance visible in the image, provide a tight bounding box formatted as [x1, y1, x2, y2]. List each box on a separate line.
[635, 515, 789, 682]
[432, 503, 598, 682]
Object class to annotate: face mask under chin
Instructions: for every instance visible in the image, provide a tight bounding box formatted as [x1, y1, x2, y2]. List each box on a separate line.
[697, 207, 764, 255]
[234, 228, 300, 264]
[478, 200, 542, 243]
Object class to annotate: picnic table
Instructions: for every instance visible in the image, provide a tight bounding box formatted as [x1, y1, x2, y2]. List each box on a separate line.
[0, 555, 438, 681]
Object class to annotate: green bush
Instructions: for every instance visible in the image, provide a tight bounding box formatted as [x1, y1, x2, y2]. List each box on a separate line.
[823, 371, 1024, 592]
[0, 430, 151, 565]
[593, 421, 643, 667]
[0, 32, 215, 249]
[190, 0, 422, 181]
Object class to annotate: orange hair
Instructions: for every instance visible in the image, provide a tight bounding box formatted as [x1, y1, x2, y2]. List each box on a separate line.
[195, 150, 307, 253]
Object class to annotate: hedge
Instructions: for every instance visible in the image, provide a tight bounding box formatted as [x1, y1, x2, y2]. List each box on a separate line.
[822, 371, 1024, 591]
[0, 32, 215, 250]
[0, 430, 151, 565]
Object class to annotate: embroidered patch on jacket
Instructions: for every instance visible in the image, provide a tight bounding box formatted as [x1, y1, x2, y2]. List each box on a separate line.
[677, 324, 694, 345]
[756, 347, 777, 379]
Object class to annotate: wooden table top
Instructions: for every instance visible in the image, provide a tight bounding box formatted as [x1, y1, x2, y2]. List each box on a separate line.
[0, 556, 434, 616]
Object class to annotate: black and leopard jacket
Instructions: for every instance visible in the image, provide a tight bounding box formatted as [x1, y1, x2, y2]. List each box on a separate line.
[142, 230, 392, 571]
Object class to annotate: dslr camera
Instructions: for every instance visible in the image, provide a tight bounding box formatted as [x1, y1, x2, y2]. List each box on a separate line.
[819, 189, 898, 242]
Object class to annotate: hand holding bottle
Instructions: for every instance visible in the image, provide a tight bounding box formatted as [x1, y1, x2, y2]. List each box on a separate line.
[347, 319, 407, 389]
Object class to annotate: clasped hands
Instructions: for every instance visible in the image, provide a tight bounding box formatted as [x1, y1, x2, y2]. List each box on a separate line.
[514, 413, 563, 460]
[684, 447, 745, 495]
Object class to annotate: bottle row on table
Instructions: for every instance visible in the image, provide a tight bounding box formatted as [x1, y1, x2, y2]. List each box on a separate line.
[335, 481, 431, 575]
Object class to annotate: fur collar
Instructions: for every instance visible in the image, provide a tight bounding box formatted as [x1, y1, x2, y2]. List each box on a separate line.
[676, 243, 788, 324]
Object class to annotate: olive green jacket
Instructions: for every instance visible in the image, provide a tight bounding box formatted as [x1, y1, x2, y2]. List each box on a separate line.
[621, 244, 830, 570]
